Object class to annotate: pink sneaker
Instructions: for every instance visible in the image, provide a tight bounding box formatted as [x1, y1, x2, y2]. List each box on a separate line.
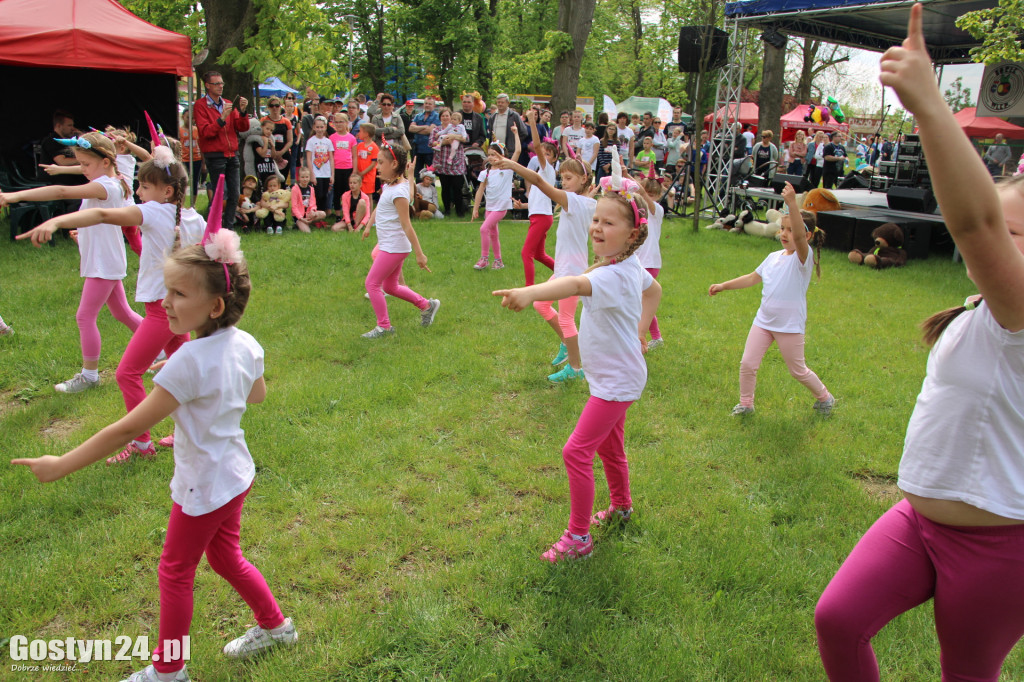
[106, 442, 157, 465]
[541, 530, 593, 563]
[492, 258, 504, 270]
[590, 505, 632, 527]
[157, 434, 175, 449]
[473, 258, 488, 270]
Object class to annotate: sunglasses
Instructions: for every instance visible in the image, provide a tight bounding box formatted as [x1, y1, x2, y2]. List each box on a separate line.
[269, 104, 281, 108]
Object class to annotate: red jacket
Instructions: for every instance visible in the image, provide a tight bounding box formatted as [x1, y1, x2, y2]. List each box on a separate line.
[193, 95, 250, 157]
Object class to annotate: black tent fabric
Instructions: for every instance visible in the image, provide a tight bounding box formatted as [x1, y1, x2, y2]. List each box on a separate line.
[724, 0, 997, 64]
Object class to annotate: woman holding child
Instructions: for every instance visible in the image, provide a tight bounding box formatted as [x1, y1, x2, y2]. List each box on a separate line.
[429, 107, 469, 218]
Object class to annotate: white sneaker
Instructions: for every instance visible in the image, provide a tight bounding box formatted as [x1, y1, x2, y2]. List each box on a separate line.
[275, 226, 283, 234]
[266, 226, 274, 234]
[55, 372, 99, 394]
[434, 210, 444, 219]
[361, 325, 396, 339]
[647, 338, 664, 351]
[813, 395, 836, 416]
[120, 664, 189, 682]
[420, 298, 441, 327]
[223, 617, 298, 660]
[731, 404, 754, 416]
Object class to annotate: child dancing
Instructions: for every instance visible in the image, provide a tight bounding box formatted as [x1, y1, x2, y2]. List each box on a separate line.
[815, 6, 1024, 679]
[493, 181, 661, 562]
[1, 132, 142, 393]
[471, 132, 521, 270]
[518, 110, 557, 286]
[360, 144, 440, 339]
[637, 177, 665, 350]
[708, 182, 834, 416]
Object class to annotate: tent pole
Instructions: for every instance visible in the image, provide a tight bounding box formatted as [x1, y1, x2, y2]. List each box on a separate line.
[187, 75, 194, 208]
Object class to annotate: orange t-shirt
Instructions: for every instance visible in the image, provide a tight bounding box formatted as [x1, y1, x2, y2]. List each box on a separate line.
[355, 140, 379, 194]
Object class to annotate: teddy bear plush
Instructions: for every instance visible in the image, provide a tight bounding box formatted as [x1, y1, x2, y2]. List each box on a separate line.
[255, 188, 291, 223]
[849, 222, 908, 269]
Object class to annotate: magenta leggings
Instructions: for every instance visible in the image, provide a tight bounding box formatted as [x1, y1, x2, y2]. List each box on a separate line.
[116, 301, 189, 442]
[646, 268, 661, 341]
[77, 277, 143, 362]
[815, 499, 1024, 681]
[365, 249, 428, 329]
[563, 396, 634, 536]
[480, 210, 505, 261]
[521, 214, 554, 286]
[739, 324, 829, 407]
[533, 295, 579, 339]
[153, 486, 284, 673]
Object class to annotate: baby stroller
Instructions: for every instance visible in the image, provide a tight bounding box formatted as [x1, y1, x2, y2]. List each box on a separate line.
[463, 147, 487, 207]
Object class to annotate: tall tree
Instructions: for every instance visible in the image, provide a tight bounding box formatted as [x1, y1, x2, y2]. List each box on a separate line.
[956, 0, 1024, 64]
[758, 37, 786, 140]
[197, 0, 260, 102]
[792, 38, 849, 103]
[943, 76, 975, 111]
[550, 0, 598, 116]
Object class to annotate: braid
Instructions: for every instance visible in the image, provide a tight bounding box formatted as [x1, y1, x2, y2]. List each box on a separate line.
[174, 199, 182, 231]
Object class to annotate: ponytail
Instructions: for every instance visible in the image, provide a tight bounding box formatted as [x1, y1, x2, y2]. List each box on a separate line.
[800, 210, 826, 280]
[921, 300, 979, 347]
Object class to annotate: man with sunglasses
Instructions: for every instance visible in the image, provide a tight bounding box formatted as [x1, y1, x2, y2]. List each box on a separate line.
[194, 71, 249, 229]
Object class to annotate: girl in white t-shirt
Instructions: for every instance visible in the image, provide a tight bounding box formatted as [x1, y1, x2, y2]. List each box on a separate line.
[492, 153, 596, 383]
[516, 110, 557, 286]
[360, 144, 440, 339]
[493, 189, 662, 562]
[2, 132, 142, 394]
[637, 177, 666, 350]
[816, 11, 1024, 678]
[305, 117, 335, 221]
[708, 181, 832, 416]
[14, 210, 297, 682]
[471, 133, 522, 270]
[22, 147, 193, 462]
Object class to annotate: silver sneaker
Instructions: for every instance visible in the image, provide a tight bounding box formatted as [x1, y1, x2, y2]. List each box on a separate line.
[420, 298, 441, 327]
[223, 617, 298, 660]
[55, 372, 99, 394]
[813, 396, 836, 416]
[361, 325, 395, 339]
[120, 664, 190, 682]
[647, 338, 664, 351]
[731, 404, 754, 416]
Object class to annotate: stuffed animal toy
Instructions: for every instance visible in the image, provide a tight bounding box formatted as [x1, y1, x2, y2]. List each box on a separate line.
[849, 222, 908, 269]
[255, 188, 291, 222]
[742, 208, 785, 237]
[802, 187, 840, 214]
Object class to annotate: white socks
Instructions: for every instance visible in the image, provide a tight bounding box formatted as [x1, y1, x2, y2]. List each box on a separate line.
[81, 368, 99, 382]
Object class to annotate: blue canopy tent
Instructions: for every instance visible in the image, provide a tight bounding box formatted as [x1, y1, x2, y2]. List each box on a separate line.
[258, 76, 299, 97]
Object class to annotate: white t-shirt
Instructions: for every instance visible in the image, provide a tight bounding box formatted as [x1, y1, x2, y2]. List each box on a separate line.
[742, 130, 755, 150]
[78, 175, 129, 280]
[753, 247, 814, 334]
[492, 111, 509, 146]
[562, 126, 585, 155]
[899, 303, 1024, 520]
[115, 154, 136, 187]
[615, 126, 634, 158]
[578, 135, 600, 170]
[635, 203, 664, 269]
[526, 156, 556, 216]
[154, 326, 262, 517]
[580, 255, 654, 402]
[478, 168, 514, 212]
[135, 201, 177, 302]
[375, 181, 412, 254]
[305, 136, 334, 179]
[553, 192, 596, 278]
[178, 207, 206, 247]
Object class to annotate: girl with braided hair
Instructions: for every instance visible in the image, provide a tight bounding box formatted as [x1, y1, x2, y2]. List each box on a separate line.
[20, 145, 192, 460]
[493, 185, 662, 563]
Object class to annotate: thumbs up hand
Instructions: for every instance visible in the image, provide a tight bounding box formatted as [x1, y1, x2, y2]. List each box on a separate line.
[879, 2, 941, 115]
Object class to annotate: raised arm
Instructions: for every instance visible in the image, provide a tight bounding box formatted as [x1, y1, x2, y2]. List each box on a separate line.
[526, 110, 546, 170]
[782, 182, 809, 264]
[492, 156, 567, 210]
[880, 3, 1024, 330]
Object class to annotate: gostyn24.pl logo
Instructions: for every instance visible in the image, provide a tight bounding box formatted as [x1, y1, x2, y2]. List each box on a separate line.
[7, 635, 190, 664]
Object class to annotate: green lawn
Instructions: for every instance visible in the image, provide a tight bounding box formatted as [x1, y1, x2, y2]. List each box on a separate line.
[1, 213, 1019, 681]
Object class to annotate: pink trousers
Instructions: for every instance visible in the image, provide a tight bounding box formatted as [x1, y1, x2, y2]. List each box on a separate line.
[77, 277, 143, 362]
[480, 210, 505, 261]
[815, 499, 1024, 681]
[153, 486, 284, 673]
[563, 396, 634, 536]
[646, 268, 661, 341]
[115, 301, 189, 442]
[521, 214, 554, 286]
[122, 225, 143, 258]
[739, 324, 829, 407]
[534, 295, 579, 339]
[365, 250, 428, 329]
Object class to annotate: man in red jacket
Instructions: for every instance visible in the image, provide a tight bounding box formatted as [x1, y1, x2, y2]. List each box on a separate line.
[193, 71, 250, 230]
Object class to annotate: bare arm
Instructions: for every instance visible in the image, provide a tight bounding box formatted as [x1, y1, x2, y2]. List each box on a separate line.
[0, 181, 107, 207]
[247, 376, 267, 404]
[527, 112, 546, 170]
[472, 177, 487, 218]
[17, 206, 145, 246]
[394, 194, 429, 271]
[781, 182, 809, 264]
[493, 275, 593, 311]
[639, 279, 663, 346]
[709, 272, 762, 295]
[492, 157, 567, 210]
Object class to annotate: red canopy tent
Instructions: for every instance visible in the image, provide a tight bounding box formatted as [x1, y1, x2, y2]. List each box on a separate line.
[703, 102, 759, 130]
[0, 0, 191, 172]
[953, 107, 1024, 140]
[779, 104, 849, 143]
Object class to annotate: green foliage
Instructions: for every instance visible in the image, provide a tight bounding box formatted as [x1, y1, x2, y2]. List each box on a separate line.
[956, 0, 1024, 65]
[118, 0, 206, 50]
[943, 76, 974, 112]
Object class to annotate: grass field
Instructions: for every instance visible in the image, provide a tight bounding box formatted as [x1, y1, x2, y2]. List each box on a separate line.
[0, 211, 1019, 681]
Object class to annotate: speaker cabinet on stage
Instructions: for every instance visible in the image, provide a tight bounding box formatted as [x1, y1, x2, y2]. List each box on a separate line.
[837, 172, 870, 190]
[902, 221, 932, 260]
[887, 186, 936, 213]
[678, 26, 730, 72]
[853, 215, 897, 253]
[771, 173, 810, 194]
[817, 210, 862, 251]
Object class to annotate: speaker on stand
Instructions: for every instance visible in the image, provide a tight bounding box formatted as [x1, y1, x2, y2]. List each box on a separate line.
[678, 26, 730, 72]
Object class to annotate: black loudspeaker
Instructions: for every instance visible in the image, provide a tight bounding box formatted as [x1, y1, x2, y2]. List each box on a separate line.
[902, 221, 933, 260]
[837, 172, 870, 189]
[816, 210, 861, 251]
[887, 186, 936, 213]
[678, 26, 730, 72]
[853, 215, 897, 253]
[771, 173, 810, 194]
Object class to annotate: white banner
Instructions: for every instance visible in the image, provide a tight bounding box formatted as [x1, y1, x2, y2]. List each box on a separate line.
[976, 61, 1024, 117]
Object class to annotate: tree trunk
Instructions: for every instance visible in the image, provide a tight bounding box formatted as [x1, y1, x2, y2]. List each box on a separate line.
[796, 39, 819, 103]
[476, 0, 500, 97]
[198, 0, 259, 105]
[758, 40, 785, 140]
[550, 0, 597, 116]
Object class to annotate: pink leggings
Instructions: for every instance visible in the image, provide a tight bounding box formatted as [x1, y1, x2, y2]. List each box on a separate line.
[153, 486, 284, 673]
[122, 226, 142, 258]
[646, 268, 661, 340]
[480, 210, 505, 261]
[563, 396, 634, 536]
[534, 295, 579, 339]
[77, 277, 143, 363]
[815, 499, 1024, 681]
[365, 249, 428, 329]
[116, 301, 189, 442]
[739, 324, 829, 407]
[521, 214, 554, 286]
